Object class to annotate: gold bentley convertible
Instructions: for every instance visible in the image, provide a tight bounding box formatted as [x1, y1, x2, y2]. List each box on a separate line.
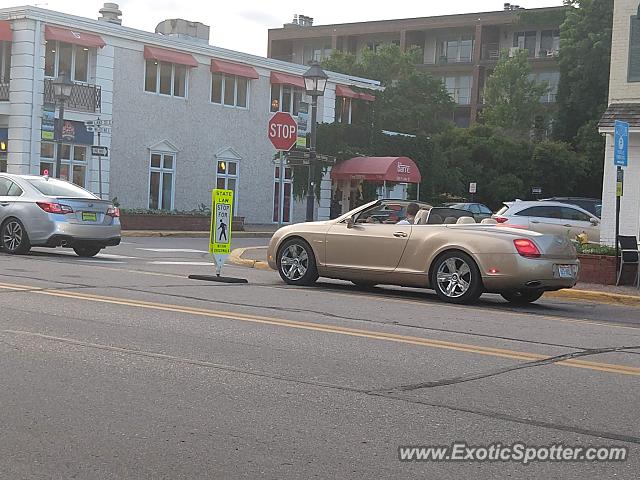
[267, 200, 580, 305]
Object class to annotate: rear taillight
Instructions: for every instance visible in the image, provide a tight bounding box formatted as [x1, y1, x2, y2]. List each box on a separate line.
[494, 216, 508, 224]
[514, 238, 541, 258]
[37, 202, 73, 214]
[106, 207, 120, 218]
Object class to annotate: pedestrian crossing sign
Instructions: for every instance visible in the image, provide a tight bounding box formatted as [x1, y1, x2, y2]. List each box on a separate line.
[210, 189, 233, 255]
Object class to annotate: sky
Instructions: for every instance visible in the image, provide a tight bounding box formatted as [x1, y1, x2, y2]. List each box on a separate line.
[9, 0, 565, 56]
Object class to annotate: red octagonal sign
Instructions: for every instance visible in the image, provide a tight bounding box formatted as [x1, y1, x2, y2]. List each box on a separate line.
[268, 112, 298, 151]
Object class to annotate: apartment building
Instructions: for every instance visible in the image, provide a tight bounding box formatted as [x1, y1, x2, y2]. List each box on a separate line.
[0, 4, 380, 224]
[268, 4, 564, 127]
[598, 0, 640, 245]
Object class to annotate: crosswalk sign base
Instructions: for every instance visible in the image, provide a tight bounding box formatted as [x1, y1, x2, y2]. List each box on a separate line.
[188, 274, 248, 284]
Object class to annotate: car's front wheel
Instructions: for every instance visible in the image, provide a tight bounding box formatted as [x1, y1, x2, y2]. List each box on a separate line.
[277, 238, 318, 286]
[1, 218, 31, 255]
[431, 251, 483, 304]
[500, 290, 544, 304]
[73, 246, 102, 258]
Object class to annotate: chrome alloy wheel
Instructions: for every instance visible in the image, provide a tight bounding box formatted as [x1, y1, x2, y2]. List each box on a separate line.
[436, 257, 472, 298]
[3, 220, 23, 251]
[280, 244, 309, 281]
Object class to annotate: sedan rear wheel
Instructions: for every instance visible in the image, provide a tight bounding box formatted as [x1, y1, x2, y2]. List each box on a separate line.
[277, 238, 319, 286]
[73, 246, 102, 258]
[1, 219, 31, 255]
[431, 251, 482, 304]
[501, 290, 544, 304]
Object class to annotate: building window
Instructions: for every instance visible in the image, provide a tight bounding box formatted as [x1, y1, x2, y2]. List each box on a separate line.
[0, 41, 11, 84]
[216, 159, 238, 211]
[540, 30, 560, 57]
[513, 31, 537, 57]
[629, 16, 640, 82]
[303, 44, 332, 64]
[149, 152, 175, 210]
[270, 85, 303, 115]
[336, 97, 352, 124]
[211, 73, 249, 108]
[44, 41, 90, 83]
[438, 36, 474, 64]
[443, 75, 472, 105]
[39, 141, 88, 187]
[273, 165, 292, 223]
[0, 155, 6, 172]
[144, 60, 187, 98]
[531, 71, 560, 103]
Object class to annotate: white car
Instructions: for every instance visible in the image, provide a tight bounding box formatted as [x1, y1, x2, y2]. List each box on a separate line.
[494, 201, 600, 243]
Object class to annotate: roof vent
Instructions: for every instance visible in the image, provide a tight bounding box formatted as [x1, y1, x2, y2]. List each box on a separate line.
[155, 19, 210, 44]
[98, 3, 122, 25]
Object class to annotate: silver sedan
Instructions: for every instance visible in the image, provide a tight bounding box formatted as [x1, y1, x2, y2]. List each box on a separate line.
[0, 173, 121, 257]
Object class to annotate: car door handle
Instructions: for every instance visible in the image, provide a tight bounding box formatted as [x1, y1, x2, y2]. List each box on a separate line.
[563, 224, 572, 227]
[0, 202, 9, 207]
[393, 232, 408, 238]
[530, 220, 540, 224]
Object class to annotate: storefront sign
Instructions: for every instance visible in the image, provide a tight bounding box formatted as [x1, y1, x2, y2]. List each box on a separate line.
[55, 119, 93, 145]
[296, 101, 309, 149]
[41, 104, 55, 140]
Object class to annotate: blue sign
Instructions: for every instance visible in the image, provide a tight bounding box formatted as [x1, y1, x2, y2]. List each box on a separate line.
[614, 120, 629, 167]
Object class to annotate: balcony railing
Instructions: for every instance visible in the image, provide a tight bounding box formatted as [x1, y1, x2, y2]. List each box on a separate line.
[481, 43, 501, 61]
[44, 79, 101, 113]
[0, 82, 9, 101]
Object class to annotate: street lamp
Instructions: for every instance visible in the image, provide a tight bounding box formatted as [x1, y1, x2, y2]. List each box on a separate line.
[52, 72, 73, 179]
[302, 61, 328, 222]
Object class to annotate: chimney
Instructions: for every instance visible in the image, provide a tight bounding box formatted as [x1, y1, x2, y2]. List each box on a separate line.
[504, 3, 511, 11]
[155, 19, 210, 44]
[98, 3, 122, 25]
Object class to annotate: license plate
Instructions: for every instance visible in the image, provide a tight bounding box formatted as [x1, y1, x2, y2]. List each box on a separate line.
[82, 212, 97, 222]
[557, 265, 575, 278]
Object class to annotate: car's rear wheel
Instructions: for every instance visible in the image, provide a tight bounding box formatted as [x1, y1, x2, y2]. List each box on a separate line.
[73, 246, 102, 258]
[431, 251, 483, 304]
[501, 290, 544, 304]
[277, 238, 318, 286]
[1, 218, 31, 255]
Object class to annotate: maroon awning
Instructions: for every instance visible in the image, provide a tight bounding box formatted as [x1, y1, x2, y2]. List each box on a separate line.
[336, 84, 375, 102]
[45, 25, 105, 48]
[270, 71, 305, 89]
[331, 156, 421, 183]
[211, 59, 258, 79]
[0, 21, 11, 42]
[143, 45, 198, 67]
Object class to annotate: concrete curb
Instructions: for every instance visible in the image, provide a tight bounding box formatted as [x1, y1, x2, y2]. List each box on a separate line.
[229, 247, 271, 270]
[546, 288, 640, 308]
[122, 231, 274, 239]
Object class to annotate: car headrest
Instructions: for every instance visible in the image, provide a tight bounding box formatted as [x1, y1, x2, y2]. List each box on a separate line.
[444, 216, 458, 224]
[428, 213, 443, 224]
[480, 218, 498, 224]
[414, 209, 430, 225]
[456, 216, 476, 224]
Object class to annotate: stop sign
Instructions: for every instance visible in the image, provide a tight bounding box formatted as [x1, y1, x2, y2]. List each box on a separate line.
[268, 112, 298, 151]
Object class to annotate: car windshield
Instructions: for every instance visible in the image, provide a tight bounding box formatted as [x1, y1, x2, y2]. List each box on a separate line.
[27, 178, 96, 198]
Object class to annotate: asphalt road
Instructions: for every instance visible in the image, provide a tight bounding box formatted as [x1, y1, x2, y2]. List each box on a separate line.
[0, 236, 639, 479]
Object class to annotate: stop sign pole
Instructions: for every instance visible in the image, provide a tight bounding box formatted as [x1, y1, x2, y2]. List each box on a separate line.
[268, 112, 298, 225]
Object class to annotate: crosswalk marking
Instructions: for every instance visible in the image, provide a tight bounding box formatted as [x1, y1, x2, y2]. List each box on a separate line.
[137, 248, 208, 253]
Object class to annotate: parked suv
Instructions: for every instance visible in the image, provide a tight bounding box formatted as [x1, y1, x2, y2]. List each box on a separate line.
[0, 174, 121, 256]
[541, 197, 602, 218]
[494, 200, 600, 242]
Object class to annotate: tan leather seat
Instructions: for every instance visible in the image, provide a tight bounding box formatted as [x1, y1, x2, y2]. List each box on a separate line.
[414, 209, 430, 225]
[481, 218, 498, 224]
[456, 216, 476, 224]
[444, 216, 457, 224]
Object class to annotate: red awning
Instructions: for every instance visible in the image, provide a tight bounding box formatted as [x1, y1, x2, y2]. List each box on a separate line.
[143, 45, 198, 67]
[0, 21, 11, 42]
[211, 59, 258, 79]
[270, 71, 305, 89]
[45, 25, 105, 48]
[331, 156, 421, 184]
[336, 84, 375, 102]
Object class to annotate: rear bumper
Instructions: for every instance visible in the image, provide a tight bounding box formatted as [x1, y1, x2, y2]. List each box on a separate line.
[32, 222, 122, 248]
[43, 235, 121, 248]
[479, 255, 580, 292]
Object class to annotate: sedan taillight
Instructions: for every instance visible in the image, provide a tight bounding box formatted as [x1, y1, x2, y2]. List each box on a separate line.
[37, 202, 73, 214]
[494, 216, 509, 223]
[514, 238, 541, 258]
[106, 207, 120, 218]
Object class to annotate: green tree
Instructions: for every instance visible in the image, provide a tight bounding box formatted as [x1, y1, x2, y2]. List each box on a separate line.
[529, 140, 586, 196]
[483, 49, 548, 137]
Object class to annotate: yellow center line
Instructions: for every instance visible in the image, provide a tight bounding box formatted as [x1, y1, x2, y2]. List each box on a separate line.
[1, 281, 639, 377]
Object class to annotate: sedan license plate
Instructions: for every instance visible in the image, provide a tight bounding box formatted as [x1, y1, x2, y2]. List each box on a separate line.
[557, 264, 575, 278]
[82, 212, 97, 222]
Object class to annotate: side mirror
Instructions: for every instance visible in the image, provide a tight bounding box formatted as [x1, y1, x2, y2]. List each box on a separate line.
[346, 217, 355, 229]
[590, 218, 599, 226]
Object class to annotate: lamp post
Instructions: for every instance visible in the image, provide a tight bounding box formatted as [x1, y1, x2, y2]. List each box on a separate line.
[302, 61, 328, 222]
[52, 72, 73, 179]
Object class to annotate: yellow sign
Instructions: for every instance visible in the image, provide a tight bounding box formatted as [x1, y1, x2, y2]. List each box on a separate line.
[616, 181, 623, 197]
[209, 189, 233, 254]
